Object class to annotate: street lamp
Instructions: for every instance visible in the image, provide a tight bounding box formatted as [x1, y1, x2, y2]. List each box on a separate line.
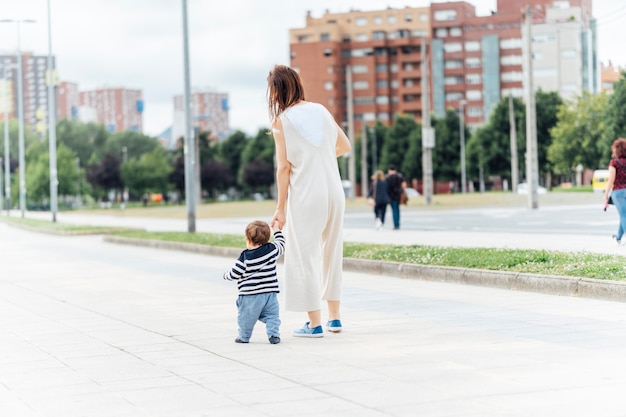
[2, 64, 14, 215]
[0, 18, 36, 218]
[47, 0, 59, 222]
[459, 99, 467, 194]
[181, 0, 196, 232]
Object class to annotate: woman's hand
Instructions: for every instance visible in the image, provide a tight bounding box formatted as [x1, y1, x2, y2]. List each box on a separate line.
[271, 209, 286, 230]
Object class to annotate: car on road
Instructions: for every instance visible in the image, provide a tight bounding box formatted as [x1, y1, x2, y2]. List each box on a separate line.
[516, 183, 547, 194]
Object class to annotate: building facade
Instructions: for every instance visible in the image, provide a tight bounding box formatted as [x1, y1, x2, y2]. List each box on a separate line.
[289, 7, 431, 134]
[57, 81, 80, 121]
[0, 53, 55, 136]
[289, 1, 599, 132]
[600, 61, 622, 94]
[78, 87, 144, 132]
[172, 90, 230, 145]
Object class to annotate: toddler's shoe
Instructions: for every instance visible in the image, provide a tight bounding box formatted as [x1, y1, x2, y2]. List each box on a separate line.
[292, 322, 323, 338]
[269, 336, 281, 344]
[326, 319, 342, 333]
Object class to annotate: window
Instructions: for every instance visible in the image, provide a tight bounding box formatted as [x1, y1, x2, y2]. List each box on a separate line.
[467, 106, 483, 116]
[388, 15, 396, 24]
[390, 64, 398, 73]
[321, 33, 330, 41]
[436, 28, 448, 38]
[376, 64, 388, 72]
[374, 16, 382, 25]
[443, 42, 462, 53]
[363, 113, 376, 122]
[450, 27, 462, 37]
[466, 90, 482, 100]
[445, 76, 462, 85]
[412, 29, 428, 37]
[376, 95, 389, 104]
[390, 80, 399, 88]
[500, 38, 522, 49]
[353, 81, 369, 90]
[324, 81, 333, 91]
[466, 74, 481, 84]
[501, 55, 522, 66]
[561, 84, 578, 92]
[372, 31, 386, 40]
[466, 57, 481, 68]
[327, 65, 334, 74]
[420, 13, 428, 21]
[445, 60, 463, 69]
[355, 97, 374, 105]
[356, 33, 368, 42]
[378, 112, 390, 120]
[534, 68, 557, 78]
[561, 50, 577, 59]
[434, 10, 457, 21]
[352, 65, 368, 74]
[445, 92, 464, 101]
[501, 71, 523, 82]
[356, 17, 368, 26]
[405, 14, 412, 22]
[532, 33, 556, 43]
[324, 48, 332, 57]
[352, 48, 374, 57]
[403, 78, 419, 87]
[464, 41, 480, 52]
[298, 35, 308, 43]
[377, 80, 389, 89]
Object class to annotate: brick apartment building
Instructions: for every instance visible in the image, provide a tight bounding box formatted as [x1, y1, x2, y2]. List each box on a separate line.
[0, 53, 55, 136]
[289, 0, 598, 133]
[171, 90, 230, 146]
[78, 87, 144, 132]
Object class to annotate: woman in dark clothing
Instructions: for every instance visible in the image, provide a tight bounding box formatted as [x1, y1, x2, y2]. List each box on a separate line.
[605, 138, 626, 244]
[368, 170, 391, 230]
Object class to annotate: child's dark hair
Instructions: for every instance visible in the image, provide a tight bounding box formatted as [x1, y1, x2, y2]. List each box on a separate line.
[246, 221, 271, 246]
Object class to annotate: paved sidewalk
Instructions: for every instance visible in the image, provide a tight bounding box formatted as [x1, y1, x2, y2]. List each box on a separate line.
[3, 223, 626, 416]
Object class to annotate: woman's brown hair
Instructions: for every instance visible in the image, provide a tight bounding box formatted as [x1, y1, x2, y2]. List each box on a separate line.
[267, 65, 306, 122]
[612, 138, 626, 159]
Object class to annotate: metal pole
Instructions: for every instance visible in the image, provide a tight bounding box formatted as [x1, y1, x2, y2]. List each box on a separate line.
[47, 0, 58, 222]
[360, 123, 368, 198]
[524, 5, 539, 209]
[16, 22, 26, 217]
[421, 37, 434, 205]
[459, 100, 466, 194]
[346, 65, 356, 200]
[509, 94, 519, 193]
[3, 66, 10, 215]
[182, 0, 196, 232]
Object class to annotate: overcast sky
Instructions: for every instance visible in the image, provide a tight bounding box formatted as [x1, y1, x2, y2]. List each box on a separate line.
[1, 0, 623, 138]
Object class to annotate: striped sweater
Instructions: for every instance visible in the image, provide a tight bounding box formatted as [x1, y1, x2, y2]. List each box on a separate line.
[223, 231, 285, 295]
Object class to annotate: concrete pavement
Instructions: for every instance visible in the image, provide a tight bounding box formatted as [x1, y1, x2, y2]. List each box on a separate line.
[3, 222, 626, 416]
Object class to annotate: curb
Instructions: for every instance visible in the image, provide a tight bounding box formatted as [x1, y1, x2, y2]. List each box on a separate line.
[104, 236, 626, 303]
[2, 222, 127, 236]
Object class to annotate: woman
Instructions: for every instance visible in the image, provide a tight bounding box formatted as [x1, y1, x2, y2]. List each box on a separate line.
[268, 65, 351, 337]
[367, 170, 390, 230]
[604, 138, 626, 244]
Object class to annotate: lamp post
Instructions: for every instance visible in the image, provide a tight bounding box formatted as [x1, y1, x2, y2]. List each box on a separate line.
[181, 0, 196, 232]
[46, 0, 58, 222]
[2, 64, 12, 215]
[0, 18, 35, 218]
[459, 99, 467, 194]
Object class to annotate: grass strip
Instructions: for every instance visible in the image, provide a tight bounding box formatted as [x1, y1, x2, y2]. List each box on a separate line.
[0, 217, 139, 234]
[114, 230, 626, 281]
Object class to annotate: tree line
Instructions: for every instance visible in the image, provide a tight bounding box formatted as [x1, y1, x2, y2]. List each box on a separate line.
[1, 72, 625, 208]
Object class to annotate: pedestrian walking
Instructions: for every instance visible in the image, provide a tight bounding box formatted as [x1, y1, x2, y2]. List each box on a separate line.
[367, 170, 391, 230]
[604, 138, 626, 245]
[385, 164, 405, 230]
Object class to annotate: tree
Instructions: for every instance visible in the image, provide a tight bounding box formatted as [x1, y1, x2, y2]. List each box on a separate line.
[105, 131, 160, 162]
[120, 148, 172, 197]
[169, 155, 186, 198]
[86, 153, 123, 199]
[25, 143, 79, 203]
[218, 131, 248, 183]
[380, 114, 417, 170]
[535, 90, 564, 178]
[602, 71, 626, 153]
[239, 128, 274, 184]
[242, 158, 274, 194]
[201, 159, 235, 197]
[401, 124, 422, 185]
[432, 108, 467, 182]
[548, 91, 609, 174]
[56, 120, 109, 164]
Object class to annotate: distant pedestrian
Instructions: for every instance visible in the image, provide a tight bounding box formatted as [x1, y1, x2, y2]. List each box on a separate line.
[604, 138, 626, 245]
[367, 170, 390, 230]
[223, 220, 285, 344]
[385, 164, 405, 230]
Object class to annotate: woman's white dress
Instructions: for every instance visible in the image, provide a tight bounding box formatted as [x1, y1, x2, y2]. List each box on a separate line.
[279, 102, 345, 312]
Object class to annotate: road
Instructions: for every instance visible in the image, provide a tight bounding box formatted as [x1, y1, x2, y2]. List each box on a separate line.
[2, 222, 626, 416]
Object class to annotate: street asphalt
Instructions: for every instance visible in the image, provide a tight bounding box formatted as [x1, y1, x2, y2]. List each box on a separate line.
[3, 206, 626, 416]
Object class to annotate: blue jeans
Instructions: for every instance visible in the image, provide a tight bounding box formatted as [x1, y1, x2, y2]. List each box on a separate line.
[612, 188, 626, 240]
[389, 200, 400, 229]
[236, 292, 280, 342]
